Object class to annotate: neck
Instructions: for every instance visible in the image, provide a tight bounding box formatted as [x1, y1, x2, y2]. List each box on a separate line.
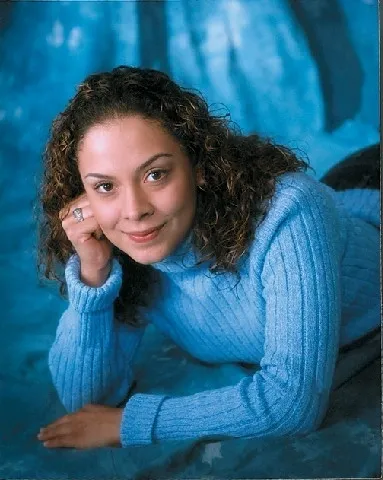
[150, 230, 208, 274]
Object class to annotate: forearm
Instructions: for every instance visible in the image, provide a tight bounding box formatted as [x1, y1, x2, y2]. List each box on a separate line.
[120, 360, 332, 447]
[48, 306, 140, 411]
[48, 254, 144, 411]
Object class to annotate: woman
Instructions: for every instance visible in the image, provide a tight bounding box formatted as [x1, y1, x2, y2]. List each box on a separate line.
[37, 66, 380, 449]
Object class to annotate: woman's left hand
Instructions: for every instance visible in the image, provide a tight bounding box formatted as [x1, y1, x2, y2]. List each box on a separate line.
[37, 404, 123, 449]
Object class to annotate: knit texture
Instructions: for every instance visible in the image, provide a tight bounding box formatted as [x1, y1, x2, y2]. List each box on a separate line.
[48, 172, 380, 446]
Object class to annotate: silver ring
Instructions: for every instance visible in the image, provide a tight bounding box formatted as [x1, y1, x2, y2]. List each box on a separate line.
[72, 207, 84, 223]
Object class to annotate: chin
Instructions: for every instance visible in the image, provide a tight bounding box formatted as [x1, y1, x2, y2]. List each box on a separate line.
[130, 252, 167, 265]
[122, 244, 172, 265]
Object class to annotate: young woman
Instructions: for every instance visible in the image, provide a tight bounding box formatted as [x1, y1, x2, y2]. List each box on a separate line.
[37, 66, 380, 449]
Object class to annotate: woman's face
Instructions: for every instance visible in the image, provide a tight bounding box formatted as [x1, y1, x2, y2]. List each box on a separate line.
[77, 115, 200, 265]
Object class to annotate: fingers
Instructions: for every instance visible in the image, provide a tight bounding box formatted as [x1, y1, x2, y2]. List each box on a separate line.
[37, 405, 122, 450]
[38, 423, 71, 442]
[38, 418, 76, 448]
[58, 195, 112, 268]
[59, 198, 105, 247]
[41, 438, 73, 448]
[59, 193, 89, 221]
[38, 407, 89, 448]
[60, 203, 102, 245]
[39, 431, 84, 449]
[61, 204, 94, 228]
[60, 204, 93, 225]
[41, 414, 71, 430]
[66, 217, 103, 245]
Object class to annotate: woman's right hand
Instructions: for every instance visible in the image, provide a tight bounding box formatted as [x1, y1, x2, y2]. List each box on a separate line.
[59, 194, 114, 287]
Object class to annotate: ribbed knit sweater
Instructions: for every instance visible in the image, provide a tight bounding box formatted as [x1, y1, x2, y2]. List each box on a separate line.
[48, 172, 380, 447]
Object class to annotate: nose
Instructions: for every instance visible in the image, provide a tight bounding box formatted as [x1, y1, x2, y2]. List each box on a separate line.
[120, 185, 153, 221]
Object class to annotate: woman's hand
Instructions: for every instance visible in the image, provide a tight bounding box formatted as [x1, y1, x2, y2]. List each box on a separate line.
[59, 193, 113, 286]
[37, 404, 123, 449]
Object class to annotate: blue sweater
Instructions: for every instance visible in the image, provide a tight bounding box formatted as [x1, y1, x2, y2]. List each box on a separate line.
[48, 172, 380, 447]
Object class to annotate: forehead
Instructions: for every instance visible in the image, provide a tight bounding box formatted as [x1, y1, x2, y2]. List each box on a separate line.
[80, 116, 178, 154]
[77, 116, 190, 175]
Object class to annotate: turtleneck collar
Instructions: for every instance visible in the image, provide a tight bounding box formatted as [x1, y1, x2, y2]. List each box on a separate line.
[150, 229, 209, 274]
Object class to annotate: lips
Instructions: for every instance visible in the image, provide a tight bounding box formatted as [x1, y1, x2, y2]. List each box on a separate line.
[125, 224, 165, 243]
[128, 226, 162, 237]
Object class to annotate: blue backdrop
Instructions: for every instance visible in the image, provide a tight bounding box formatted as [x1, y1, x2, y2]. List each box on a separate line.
[0, 1, 379, 478]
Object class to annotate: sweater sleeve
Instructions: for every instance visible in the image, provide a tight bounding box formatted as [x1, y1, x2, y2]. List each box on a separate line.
[334, 188, 380, 228]
[48, 254, 146, 412]
[119, 179, 343, 446]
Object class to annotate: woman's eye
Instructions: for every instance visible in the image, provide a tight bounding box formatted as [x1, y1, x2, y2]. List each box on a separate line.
[94, 182, 114, 193]
[146, 169, 168, 182]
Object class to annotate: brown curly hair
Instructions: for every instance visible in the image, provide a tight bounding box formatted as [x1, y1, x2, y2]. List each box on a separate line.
[37, 65, 311, 327]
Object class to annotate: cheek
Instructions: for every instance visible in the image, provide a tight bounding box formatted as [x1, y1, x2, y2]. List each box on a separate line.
[166, 177, 197, 214]
[91, 203, 119, 229]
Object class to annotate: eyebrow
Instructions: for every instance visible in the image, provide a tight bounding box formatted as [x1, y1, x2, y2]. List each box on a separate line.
[84, 153, 173, 180]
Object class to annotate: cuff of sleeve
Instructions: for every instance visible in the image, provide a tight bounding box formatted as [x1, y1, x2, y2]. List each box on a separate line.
[65, 254, 123, 313]
[120, 393, 167, 446]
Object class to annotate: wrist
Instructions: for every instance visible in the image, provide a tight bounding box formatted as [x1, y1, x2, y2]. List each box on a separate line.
[80, 261, 112, 287]
[65, 254, 123, 313]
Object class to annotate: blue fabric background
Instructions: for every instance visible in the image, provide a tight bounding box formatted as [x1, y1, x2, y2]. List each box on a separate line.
[0, 1, 379, 478]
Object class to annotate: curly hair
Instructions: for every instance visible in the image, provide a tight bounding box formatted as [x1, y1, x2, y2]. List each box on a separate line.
[37, 65, 311, 327]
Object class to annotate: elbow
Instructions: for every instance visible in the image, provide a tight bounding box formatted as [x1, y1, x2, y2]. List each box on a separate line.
[49, 378, 99, 413]
[48, 370, 85, 413]
[48, 348, 88, 413]
[239, 405, 324, 439]
[256, 391, 329, 438]
[48, 354, 133, 413]
[57, 386, 131, 413]
[282, 393, 330, 436]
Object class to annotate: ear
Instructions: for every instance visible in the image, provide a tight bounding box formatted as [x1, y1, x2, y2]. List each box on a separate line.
[195, 166, 205, 187]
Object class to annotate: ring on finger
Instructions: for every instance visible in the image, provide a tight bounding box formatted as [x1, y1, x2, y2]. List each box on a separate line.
[72, 207, 84, 223]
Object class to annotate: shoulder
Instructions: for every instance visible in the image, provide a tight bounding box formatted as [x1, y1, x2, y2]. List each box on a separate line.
[248, 172, 342, 257]
[273, 171, 337, 209]
[261, 171, 341, 225]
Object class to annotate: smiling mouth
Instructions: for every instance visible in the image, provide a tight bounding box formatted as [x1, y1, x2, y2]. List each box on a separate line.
[127, 225, 163, 236]
[123, 224, 165, 243]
